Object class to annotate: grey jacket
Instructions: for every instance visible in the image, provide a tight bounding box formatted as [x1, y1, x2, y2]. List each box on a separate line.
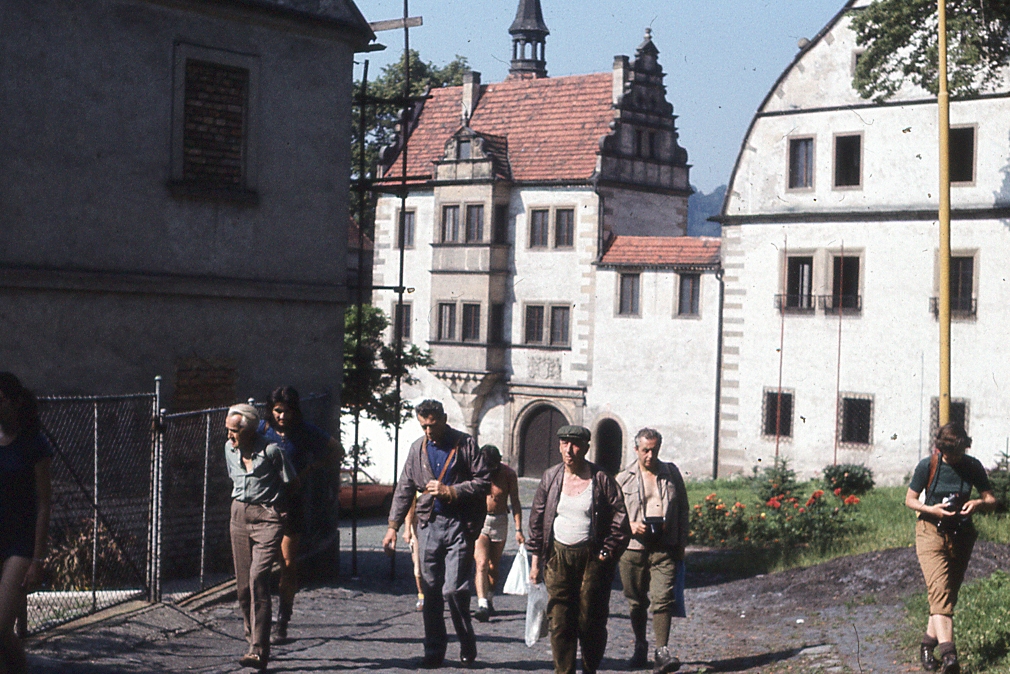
[615, 459, 690, 559]
[526, 462, 630, 577]
[388, 426, 490, 540]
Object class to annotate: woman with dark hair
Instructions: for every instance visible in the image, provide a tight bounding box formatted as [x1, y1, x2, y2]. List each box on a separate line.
[906, 422, 996, 674]
[0, 373, 52, 674]
[257, 386, 340, 642]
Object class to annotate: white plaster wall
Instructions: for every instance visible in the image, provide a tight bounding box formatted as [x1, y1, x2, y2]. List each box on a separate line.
[588, 267, 721, 480]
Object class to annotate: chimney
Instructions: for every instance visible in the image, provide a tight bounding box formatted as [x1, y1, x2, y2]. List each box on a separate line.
[462, 71, 482, 124]
[612, 56, 629, 106]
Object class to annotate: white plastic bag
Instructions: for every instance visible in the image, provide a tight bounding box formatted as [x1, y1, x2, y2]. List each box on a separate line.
[502, 550, 530, 596]
[524, 581, 549, 647]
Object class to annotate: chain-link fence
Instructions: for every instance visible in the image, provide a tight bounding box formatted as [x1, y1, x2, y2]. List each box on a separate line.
[26, 385, 337, 635]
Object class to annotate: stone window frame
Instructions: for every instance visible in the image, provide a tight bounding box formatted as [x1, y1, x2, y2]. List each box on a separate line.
[949, 124, 977, 186]
[436, 302, 457, 341]
[786, 135, 815, 192]
[396, 209, 416, 249]
[393, 301, 413, 342]
[761, 387, 795, 440]
[521, 302, 572, 350]
[832, 131, 863, 190]
[838, 392, 874, 447]
[553, 207, 576, 249]
[675, 272, 702, 318]
[461, 302, 482, 342]
[617, 272, 642, 317]
[171, 42, 260, 202]
[929, 397, 970, 439]
[931, 248, 978, 321]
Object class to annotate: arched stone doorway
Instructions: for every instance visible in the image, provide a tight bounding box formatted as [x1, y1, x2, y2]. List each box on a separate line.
[519, 405, 566, 478]
[595, 419, 624, 476]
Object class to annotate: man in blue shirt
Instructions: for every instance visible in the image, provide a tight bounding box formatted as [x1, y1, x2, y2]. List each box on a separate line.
[383, 399, 490, 668]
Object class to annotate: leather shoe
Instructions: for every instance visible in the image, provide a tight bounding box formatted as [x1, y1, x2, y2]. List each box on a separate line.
[940, 652, 960, 674]
[238, 652, 267, 669]
[420, 653, 444, 669]
[653, 646, 681, 674]
[920, 643, 938, 671]
[628, 641, 649, 669]
[474, 605, 490, 623]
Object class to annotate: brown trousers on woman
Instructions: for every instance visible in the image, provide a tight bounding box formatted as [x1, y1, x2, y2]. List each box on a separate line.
[230, 501, 284, 659]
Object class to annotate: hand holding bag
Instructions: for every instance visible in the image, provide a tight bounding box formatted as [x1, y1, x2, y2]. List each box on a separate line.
[503, 549, 530, 596]
[524, 581, 549, 647]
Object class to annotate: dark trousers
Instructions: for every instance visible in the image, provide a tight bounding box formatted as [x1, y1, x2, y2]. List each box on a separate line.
[417, 514, 477, 661]
[230, 501, 284, 659]
[545, 541, 615, 674]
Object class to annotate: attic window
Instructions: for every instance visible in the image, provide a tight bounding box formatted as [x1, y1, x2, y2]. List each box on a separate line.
[457, 140, 472, 160]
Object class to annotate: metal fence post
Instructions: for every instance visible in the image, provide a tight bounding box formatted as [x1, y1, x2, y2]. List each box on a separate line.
[148, 376, 164, 603]
[200, 412, 210, 591]
[91, 400, 99, 612]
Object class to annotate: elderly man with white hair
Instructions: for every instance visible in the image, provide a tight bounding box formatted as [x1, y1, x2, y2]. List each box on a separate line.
[224, 403, 294, 670]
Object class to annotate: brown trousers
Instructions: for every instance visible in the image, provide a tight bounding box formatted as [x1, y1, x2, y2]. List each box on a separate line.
[915, 518, 977, 616]
[545, 541, 615, 674]
[230, 500, 284, 658]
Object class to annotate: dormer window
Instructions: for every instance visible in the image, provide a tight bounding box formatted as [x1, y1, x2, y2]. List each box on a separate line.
[457, 140, 472, 160]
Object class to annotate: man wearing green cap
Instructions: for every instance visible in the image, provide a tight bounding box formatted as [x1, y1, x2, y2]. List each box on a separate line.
[527, 424, 630, 674]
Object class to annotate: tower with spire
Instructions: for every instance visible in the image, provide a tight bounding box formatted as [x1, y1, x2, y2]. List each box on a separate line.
[508, 0, 549, 79]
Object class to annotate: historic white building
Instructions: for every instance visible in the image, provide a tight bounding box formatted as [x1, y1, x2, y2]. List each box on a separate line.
[718, 0, 1010, 481]
[364, 0, 722, 481]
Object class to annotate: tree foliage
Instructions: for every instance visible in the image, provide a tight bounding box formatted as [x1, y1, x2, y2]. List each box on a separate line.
[342, 305, 434, 432]
[851, 0, 1010, 102]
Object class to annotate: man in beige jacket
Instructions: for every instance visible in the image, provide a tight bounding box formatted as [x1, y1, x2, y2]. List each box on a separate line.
[616, 428, 689, 674]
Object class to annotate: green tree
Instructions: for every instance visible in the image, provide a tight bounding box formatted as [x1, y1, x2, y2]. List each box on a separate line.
[342, 305, 434, 434]
[851, 0, 1010, 102]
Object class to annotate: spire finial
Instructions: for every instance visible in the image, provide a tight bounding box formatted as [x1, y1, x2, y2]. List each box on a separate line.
[508, 0, 549, 79]
[645, 27, 652, 40]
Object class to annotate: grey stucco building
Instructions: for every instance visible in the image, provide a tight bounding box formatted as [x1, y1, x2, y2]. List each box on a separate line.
[1, 0, 373, 410]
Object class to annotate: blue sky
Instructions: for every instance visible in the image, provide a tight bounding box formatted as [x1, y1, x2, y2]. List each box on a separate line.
[357, 0, 847, 193]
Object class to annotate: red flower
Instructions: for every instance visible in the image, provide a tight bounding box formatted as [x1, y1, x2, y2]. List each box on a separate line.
[767, 498, 782, 509]
[734, 502, 746, 510]
[844, 495, 860, 506]
[799, 507, 806, 513]
[834, 487, 842, 496]
[812, 490, 825, 499]
[705, 493, 717, 502]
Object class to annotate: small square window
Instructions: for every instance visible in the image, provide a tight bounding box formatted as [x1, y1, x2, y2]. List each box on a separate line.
[555, 209, 574, 248]
[462, 304, 481, 342]
[457, 139, 471, 160]
[530, 210, 549, 248]
[525, 305, 545, 344]
[493, 205, 509, 244]
[763, 390, 793, 437]
[437, 303, 456, 341]
[788, 137, 814, 189]
[394, 303, 412, 340]
[950, 127, 975, 183]
[550, 306, 570, 345]
[678, 274, 700, 316]
[397, 211, 415, 249]
[834, 134, 861, 188]
[466, 205, 484, 243]
[441, 205, 460, 243]
[619, 274, 640, 316]
[840, 396, 872, 444]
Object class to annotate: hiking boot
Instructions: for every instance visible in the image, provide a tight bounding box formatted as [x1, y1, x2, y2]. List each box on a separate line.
[920, 643, 938, 671]
[272, 618, 289, 644]
[940, 652, 960, 674]
[238, 652, 267, 670]
[474, 605, 490, 623]
[653, 646, 681, 674]
[628, 641, 649, 669]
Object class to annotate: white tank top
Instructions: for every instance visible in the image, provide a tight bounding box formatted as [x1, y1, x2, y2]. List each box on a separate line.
[553, 482, 592, 545]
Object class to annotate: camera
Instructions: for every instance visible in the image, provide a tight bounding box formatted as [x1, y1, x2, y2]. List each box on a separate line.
[937, 493, 970, 534]
[642, 516, 665, 548]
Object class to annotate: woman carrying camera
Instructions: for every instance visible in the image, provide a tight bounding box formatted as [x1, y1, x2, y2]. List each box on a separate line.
[616, 429, 689, 674]
[905, 423, 996, 674]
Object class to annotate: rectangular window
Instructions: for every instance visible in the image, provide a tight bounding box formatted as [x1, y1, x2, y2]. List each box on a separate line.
[785, 256, 814, 309]
[763, 390, 793, 437]
[831, 256, 860, 310]
[465, 205, 484, 243]
[529, 209, 549, 247]
[525, 305, 545, 344]
[555, 209, 575, 248]
[834, 134, 861, 187]
[930, 398, 969, 438]
[840, 397, 872, 444]
[462, 303, 481, 342]
[550, 306, 570, 345]
[619, 273, 640, 315]
[437, 303, 456, 341]
[678, 274, 700, 316]
[183, 59, 249, 187]
[397, 211, 415, 248]
[441, 205, 460, 243]
[493, 204, 509, 244]
[490, 303, 505, 344]
[951, 256, 974, 313]
[394, 303, 412, 340]
[950, 127, 975, 183]
[457, 139, 471, 160]
[788, 137, 814, 189]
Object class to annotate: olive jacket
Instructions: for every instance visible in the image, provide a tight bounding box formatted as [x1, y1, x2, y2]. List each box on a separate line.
[526, 461, 631, 577]
[615, 459, 690, 559]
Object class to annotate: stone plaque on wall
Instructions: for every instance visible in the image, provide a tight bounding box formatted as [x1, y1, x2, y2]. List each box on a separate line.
[527, 356, 562, 381]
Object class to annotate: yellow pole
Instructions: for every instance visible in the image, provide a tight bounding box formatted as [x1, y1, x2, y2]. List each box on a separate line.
[937, 0, 952, 426]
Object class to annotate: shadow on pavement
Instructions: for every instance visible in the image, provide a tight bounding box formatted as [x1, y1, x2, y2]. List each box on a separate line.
[697, 646, 804, 672]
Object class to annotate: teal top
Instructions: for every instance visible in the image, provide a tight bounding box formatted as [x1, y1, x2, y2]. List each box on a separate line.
[225, 435, 294, 506]
[909, 454, 991, 508]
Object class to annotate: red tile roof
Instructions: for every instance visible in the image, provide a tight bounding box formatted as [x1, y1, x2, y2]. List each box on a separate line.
[599, 236, 721, 268]
[381, 73, 615, 183]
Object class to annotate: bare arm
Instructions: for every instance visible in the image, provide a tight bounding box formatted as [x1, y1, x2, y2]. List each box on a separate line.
[25, 458, 52, 587]
[961, 490, 997, 516]
[509, 470, 525, 545]
[905, 487, 956, 519]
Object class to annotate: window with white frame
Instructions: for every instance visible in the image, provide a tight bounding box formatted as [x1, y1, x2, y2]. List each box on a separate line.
[437, 303, 456, 341]
[441, 205, 460, 243]
[788, 137, 814, 189]
[834, 134, 862, 188]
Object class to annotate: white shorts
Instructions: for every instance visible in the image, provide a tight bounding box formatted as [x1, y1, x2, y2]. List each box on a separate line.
[480, 512, 510, 543]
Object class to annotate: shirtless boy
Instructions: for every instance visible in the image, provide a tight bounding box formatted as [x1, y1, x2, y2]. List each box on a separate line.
[473, 445, 524, 622]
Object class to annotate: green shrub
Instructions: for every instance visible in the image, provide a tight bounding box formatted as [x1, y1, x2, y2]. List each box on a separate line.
[823, 463, 875, 497]
[988, 450, 1010, 513]
[751, 457, 798, 503]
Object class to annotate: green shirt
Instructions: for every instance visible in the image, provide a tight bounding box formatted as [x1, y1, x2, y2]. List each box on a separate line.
[909, 454, 991, 507]
[225, 435, 294, 506]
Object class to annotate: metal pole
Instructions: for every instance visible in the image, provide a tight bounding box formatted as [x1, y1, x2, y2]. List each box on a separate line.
[92, 401, 99, 612]
[937, 0, 952, 426]
[712, 268, 724, 479]
[154, 407, 165, 603]
[832, 242, 844, 465]
[148, 377, 162, 602]
[200, 413, 210, 590]
[774, 236, 788, 458]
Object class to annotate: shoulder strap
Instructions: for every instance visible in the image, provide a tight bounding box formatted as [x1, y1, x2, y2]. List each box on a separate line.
[926, 449, 941, 500]
[436, 448, 457, 483]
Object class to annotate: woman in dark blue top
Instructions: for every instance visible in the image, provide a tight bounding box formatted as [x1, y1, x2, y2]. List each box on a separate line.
[256, 386, 340, 643]
[0, 373, 52, 674]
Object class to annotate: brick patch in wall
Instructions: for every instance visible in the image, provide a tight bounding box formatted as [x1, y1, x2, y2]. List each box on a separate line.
[173, 357, 238, 412]
[183, 59, 248, 187]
